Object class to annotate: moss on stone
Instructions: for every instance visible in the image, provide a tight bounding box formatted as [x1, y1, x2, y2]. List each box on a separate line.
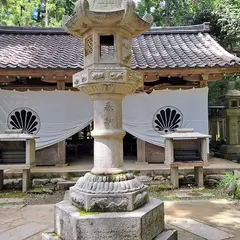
[133, 170, 140, 176]
[78, 209, 100, 216]
[192, 189, 212, 193]
[32, 187, 43, 193]
[45, 232, 60, 238]
[235, 185, 240, 199]
[89, 172, 128, 182]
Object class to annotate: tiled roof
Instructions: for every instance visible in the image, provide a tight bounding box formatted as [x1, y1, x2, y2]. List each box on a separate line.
[0, 23, 239, 70]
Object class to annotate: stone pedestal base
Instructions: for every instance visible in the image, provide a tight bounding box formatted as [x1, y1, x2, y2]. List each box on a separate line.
[219, 145, 240, 161]
[70, 172, 149, 212]
[42, 198, 177, 240]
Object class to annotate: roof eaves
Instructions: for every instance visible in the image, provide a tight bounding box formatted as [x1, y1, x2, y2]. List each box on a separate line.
[0, 26, 68, 35]
[144, 22, 210, 35]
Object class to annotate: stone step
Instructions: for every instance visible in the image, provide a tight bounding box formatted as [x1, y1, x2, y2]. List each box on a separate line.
[42, 230, 178, 240]
[155, 229, 178, 240]
[4, 168, 237, 179]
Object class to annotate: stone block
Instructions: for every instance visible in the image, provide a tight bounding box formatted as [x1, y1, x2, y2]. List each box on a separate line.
[205, 179, 219, 188]
[136, 176, 153, 184]
[32, 179, 49, 186]
[4, 178, 22, 190]
[50, 178, 66, 184]
[53, 198, 164, 240]
[56, 181, 76, 190]
[205, 175, 225, 181]
[234, 170, 240, 179]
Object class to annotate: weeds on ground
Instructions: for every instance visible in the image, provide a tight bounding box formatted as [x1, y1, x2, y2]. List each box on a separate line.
[0, 191, 27, 198]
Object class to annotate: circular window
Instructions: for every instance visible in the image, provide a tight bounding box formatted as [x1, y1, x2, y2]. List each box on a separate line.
[152, 106, 183, 134]
[7, 107, 41, 134]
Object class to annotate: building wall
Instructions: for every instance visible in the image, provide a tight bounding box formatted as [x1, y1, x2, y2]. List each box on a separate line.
[145, 142, 165, 163]
[36, 141, 66, 166]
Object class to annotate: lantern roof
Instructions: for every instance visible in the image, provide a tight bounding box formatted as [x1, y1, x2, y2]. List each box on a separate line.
[62, 0, 153, 38]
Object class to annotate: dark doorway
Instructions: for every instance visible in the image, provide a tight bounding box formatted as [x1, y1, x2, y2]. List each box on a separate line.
[66, 123, 137, 163]
[66, 123, 93, 162]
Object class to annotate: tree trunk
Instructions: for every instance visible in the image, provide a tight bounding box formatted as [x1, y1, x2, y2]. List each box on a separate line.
[45, 0, 49, 26]
[165, 0, 170, 26]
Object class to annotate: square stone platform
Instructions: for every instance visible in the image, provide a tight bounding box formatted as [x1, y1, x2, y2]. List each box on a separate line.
[42, 198, 177, 240]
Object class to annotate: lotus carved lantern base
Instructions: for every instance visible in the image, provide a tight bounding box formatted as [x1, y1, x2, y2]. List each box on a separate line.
[70, 172, 148, 212]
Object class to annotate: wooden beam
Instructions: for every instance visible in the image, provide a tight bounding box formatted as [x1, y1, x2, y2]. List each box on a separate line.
[0, 76, 16, 83]
[0, 69, 79, 78]
[0, 85, 78, 91]
[139, 66, 240, 80]
[41, 75, 72, 83]
[144, 84, 199, 91]
[0, 85, 57, 91]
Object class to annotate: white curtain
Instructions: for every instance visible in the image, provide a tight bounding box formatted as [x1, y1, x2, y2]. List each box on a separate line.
[0, 88, 208, 150]
[123, 88, 209, 147]
[0, 90, 93, 149]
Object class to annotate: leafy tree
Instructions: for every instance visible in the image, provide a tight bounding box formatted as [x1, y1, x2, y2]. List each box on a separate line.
[136, 0, 191, 26]
[0, 0, 77, 27]
[213, 0, 240, 52]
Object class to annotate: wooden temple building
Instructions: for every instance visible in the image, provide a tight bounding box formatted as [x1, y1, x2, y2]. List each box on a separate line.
[1, 22, 240, 166]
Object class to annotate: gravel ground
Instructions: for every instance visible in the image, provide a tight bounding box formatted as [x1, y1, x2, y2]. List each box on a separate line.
[23, 191, 65, 205]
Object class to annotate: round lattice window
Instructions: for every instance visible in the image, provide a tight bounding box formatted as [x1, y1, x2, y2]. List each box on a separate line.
[7, 107, 41, 134]
[152, 106, 183, 134]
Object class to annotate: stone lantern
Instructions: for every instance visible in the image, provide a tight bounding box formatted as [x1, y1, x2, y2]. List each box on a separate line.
[63, 0, 153, 212]
[43, 1, 177, 239]
[220, 81, 240, 160]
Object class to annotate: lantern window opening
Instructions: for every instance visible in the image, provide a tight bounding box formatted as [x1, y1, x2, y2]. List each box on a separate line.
[85, 36, 93, 56]
[100, 35, 114, 58]
[230, 100, 238, 108]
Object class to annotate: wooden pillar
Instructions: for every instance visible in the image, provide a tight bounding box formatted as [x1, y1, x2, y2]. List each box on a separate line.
[56, 80, 67, 165]
[211, 118, 217, 142]
[164, 139, 173, 165]
[0, 170, 3, 191]
[57, 80, 65, 90]
[136, 139, 147, 164]
[201, 138, 208, 164]
[56, 141, 67, 165]
[194, 166, 204, 187]
[22, 169, 31, 192]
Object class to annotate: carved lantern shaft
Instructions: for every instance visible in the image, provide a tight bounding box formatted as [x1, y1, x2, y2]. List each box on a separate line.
[63, 0, 152, 212]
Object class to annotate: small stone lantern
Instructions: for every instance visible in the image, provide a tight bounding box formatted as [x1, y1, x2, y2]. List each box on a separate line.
[63, 0, 153, 212]
[0, 129, 38, 192]
[220, 81, 240, 159]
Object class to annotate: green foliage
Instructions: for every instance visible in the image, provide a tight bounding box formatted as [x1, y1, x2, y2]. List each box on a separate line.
[0, 0, 77, 27]
[220, 172, 237, 189]
[208, 76, 240, 105]
[136, 0, 240, 52]
[137, 0, 193, 26]
[214, 0, 240, 51]
[236, 185, 240, 199]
